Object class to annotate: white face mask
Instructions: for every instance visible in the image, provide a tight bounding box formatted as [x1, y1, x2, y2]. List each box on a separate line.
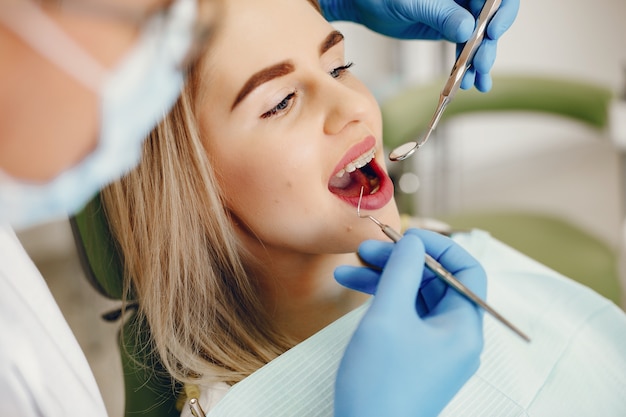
[0, 0, 197, 229]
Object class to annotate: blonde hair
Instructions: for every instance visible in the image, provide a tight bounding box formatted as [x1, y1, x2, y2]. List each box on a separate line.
[103, 0, 322, 388]
[102, 71, 293, 386]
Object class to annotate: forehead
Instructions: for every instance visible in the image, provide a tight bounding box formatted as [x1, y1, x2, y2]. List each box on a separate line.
[207, 0, 326, 66]
[196, 0, 329, 105]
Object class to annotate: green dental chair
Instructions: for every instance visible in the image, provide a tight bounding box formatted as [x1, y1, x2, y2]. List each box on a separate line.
[70, 196, 183, 417]
[382, 74, 623, 306]
[70, 74, 622, 417]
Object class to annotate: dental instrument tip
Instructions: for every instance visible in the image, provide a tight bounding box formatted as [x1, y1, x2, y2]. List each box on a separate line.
[356, 187, 402, 240]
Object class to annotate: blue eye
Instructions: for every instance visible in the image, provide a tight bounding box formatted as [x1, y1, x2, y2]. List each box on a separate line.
[261, 92, 296, 119]
[329, 62, 354, 78]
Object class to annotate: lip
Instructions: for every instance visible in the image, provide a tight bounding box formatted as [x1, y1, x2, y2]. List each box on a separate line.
[330, 136, 377, 177]
[328, 135, 394, 211]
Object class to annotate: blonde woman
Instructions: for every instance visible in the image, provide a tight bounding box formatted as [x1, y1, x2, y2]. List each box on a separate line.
[101, 0, 487, 415]
[101, 0, 626, 415]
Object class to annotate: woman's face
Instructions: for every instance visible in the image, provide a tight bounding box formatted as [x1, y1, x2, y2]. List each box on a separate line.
[196, 0, 399, 256]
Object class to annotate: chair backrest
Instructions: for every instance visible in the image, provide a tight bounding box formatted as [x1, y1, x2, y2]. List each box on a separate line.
[70, 194, 182, 417]
[381, 74, 613, 151]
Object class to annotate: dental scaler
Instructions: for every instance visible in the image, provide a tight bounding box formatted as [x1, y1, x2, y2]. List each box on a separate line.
[356, 189, 530, 342]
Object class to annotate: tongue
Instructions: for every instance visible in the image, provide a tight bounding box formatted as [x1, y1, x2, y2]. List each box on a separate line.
[328, 169, 374, 197]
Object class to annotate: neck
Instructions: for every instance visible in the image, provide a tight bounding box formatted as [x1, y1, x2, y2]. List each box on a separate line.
[252, 251, 369, 342]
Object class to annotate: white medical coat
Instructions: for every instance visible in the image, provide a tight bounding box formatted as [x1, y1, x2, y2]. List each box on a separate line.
[0, 224, 108, 416]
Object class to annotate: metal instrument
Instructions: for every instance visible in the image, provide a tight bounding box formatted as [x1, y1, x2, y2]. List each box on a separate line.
[189, 398, 207, 417]
[388, 0, 503, 161]
[357, 189, 530, 342]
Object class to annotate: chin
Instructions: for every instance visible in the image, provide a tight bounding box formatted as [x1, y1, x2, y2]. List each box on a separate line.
[379, 200, 401, 228]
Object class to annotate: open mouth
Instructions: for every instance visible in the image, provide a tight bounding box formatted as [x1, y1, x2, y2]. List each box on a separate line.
[328, 148, 382, 198]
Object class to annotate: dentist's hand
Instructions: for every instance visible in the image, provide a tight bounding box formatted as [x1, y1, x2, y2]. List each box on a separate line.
[333, 229, 486, 417]
[320, 0, 520, 92]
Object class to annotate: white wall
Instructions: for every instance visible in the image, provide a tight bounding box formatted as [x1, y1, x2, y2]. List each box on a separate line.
[495, 0, 626, 90]
[335, 0, 626, 92]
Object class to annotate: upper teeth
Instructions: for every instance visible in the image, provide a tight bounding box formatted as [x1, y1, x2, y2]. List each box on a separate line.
[335, 149, 376, 178]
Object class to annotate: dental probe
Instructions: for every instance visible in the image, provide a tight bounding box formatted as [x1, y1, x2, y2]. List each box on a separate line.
[388, 0, 503, 162]
[356, 191, 530, 342]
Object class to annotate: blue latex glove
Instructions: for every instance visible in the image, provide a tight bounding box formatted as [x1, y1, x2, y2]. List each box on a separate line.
[319, 0, 520, 92]
[333, 229, 487, 417]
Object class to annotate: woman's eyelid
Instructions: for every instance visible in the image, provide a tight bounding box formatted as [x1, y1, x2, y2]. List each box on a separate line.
[330, 61, 354, 78]
[323, 48, 353, 78]
[257, 49, 353, 120]
[261, 90, 297, 119]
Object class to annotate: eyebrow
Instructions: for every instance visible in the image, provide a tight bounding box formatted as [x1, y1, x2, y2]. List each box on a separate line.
[231, 30, 345, 110]
[231, 62, 295, 110]
[320, 30, 344, 55]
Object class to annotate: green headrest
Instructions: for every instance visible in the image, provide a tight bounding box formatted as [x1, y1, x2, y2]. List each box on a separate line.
[70, 193, 126, 300]
[381, 74, 614, 149]
[71, 196, 181, 417]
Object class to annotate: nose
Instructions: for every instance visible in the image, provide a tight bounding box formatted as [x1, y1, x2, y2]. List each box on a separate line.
[321, 77, 371, 136]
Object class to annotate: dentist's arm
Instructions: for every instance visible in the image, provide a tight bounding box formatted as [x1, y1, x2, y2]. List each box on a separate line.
[333, 229, 486, 417]
[319, 0, 520, 92]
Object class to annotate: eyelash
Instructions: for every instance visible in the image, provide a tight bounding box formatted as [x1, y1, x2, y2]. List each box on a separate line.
[261, 92, 297, 119]
[260, 62, 355, 120]
[329, 61, 354, 79]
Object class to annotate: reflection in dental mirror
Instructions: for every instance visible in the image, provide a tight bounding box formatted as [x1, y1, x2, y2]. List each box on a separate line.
[389, 140, 418, 161]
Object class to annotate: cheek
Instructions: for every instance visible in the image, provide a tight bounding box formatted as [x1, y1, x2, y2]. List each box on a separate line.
[214, 148, 299, 214]
[211, 140, 325, 248]
[208, 122, 321, 213]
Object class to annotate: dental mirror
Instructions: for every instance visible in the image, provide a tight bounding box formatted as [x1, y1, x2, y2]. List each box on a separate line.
[388, 0, 502, 163]
[388, 141, 419, 162]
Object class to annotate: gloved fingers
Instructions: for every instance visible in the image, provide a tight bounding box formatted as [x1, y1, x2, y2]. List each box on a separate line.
[466, 0, 487, 17]
[456, 0, 513, 93]
[434, 255, 487, 308]
[421, 245, 487, 321]
[426, 278, 485, 331]
[487, 0, 520, 40]
[460, 67, 476, 90]
[405, 229, 487, 300]
[472, 38, 497, 75]
[355, 239, 395, 269]
[415, 276, 447, 316]
[435, 6, 476, 42]
[334, 265, 381, 295]
[336, 262, 450, 310]
[368, 233, 426, 314]
[405, 229, 481, 272]
[473, 71, 492, 93]
[464, 0, 519, 39]
[396, 0, 475, 42]
[457, 41, 495, 92]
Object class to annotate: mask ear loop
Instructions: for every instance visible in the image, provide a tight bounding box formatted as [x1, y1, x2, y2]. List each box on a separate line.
[0, 1, 107, 92]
